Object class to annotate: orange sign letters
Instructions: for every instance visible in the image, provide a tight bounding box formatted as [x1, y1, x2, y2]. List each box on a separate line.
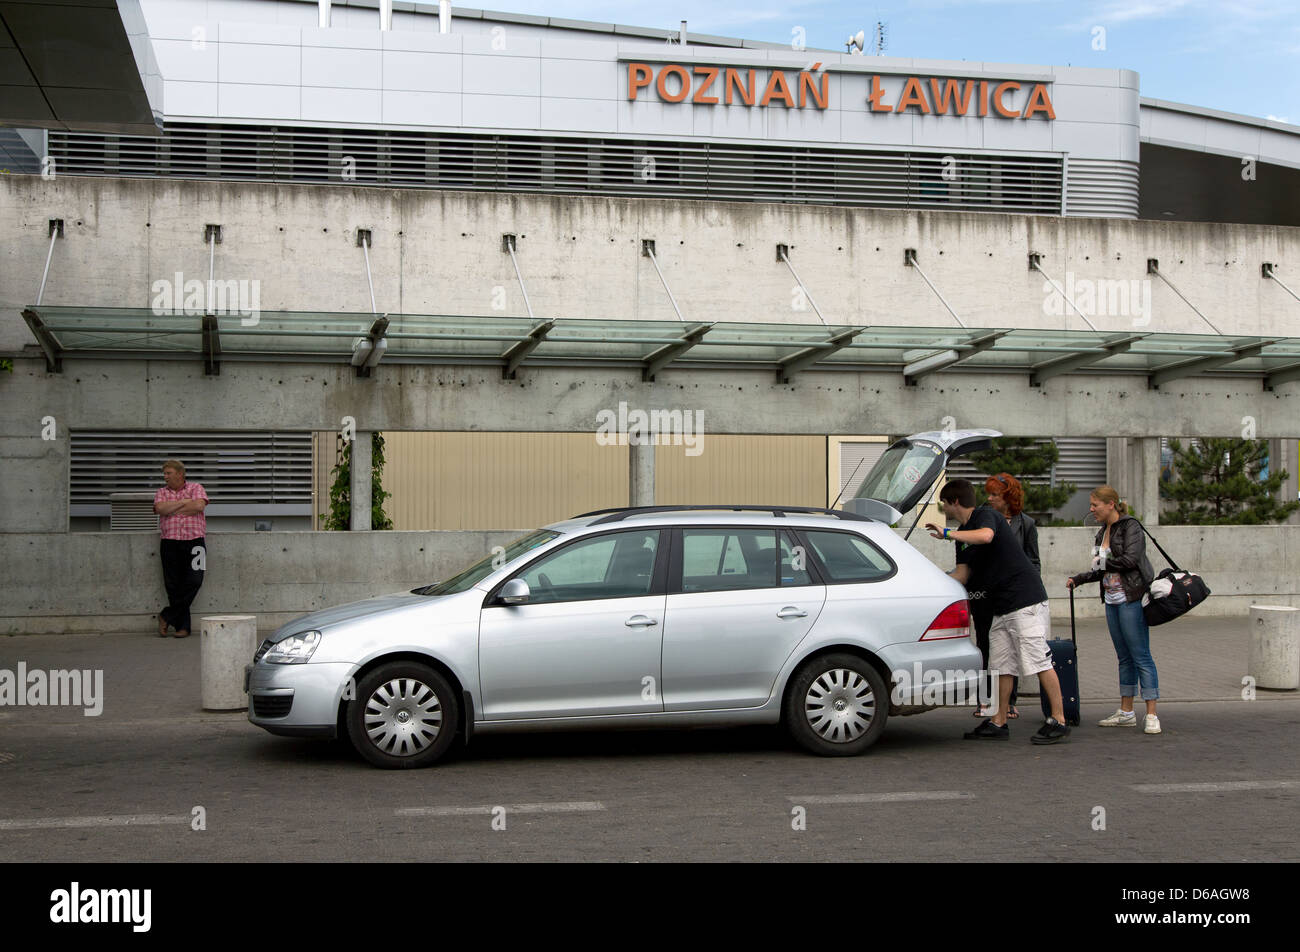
[627, 63, 1056, 120]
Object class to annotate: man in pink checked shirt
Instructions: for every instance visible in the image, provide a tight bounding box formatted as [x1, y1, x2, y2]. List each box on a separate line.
[153, 459, 209, 638]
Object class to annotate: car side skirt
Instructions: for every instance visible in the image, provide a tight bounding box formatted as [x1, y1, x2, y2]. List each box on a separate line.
[473, 707, 781, 733]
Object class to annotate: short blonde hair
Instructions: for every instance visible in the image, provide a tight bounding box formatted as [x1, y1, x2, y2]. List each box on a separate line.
[162, 459, 186, 474]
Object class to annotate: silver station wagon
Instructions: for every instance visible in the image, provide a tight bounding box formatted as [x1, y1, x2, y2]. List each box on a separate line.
[247, 429, 998, 768]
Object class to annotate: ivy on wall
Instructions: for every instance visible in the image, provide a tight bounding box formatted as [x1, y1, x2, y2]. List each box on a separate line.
[320, 432, 394, 531]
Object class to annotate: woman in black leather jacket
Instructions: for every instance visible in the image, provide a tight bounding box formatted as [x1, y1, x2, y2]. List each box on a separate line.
[1066, 486, 1161, 733]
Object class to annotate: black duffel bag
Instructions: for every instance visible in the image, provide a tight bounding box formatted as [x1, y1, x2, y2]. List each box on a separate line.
[1137, 524, 1211, 626]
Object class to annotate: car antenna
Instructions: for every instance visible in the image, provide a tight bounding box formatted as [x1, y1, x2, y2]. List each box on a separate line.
[829, 455, 869, 510]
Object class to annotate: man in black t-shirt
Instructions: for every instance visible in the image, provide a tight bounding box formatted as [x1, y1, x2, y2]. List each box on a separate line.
[926, 479, 1069, 744]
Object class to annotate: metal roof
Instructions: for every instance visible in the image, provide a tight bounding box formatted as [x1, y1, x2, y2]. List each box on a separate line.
[21, 306, 1300, 390]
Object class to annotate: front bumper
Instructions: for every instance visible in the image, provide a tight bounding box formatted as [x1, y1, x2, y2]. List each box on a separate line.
[246, 661, 356, 738]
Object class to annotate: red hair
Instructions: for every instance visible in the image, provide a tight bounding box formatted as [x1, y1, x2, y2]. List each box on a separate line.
[985, 472, 1024, 515]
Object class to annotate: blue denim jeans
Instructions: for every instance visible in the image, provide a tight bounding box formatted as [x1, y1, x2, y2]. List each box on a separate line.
[1105, 599, 1159, 700]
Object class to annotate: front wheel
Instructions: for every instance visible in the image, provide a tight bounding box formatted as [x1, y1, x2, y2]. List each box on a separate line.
[347, 661, 459, 769]
[784, 653, 888, 756]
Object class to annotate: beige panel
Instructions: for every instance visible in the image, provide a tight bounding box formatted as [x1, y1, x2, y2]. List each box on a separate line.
[656, 435, 826, 508]
[384, 432, 628, 530]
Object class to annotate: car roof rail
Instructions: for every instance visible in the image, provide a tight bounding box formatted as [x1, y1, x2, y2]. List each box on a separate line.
[574, 505, 874, 526]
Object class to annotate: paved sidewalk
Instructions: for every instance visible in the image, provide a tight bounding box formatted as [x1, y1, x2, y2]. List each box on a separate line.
[0, 613, 1293, 727]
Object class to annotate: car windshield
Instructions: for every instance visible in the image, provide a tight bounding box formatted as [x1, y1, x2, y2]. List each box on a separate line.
[414, 529, 561, 596]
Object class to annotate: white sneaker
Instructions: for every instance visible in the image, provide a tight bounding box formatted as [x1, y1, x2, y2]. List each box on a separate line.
[1144, 714, 1162, 734]
[1098, 709, 1137, 727]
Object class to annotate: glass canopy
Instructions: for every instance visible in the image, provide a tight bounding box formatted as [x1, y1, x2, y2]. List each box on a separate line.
[20, 306, 1300, 388]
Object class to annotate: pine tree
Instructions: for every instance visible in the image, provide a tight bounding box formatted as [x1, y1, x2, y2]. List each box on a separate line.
[966, 437, 1074, 516]
[1164, 437, 1299, 525]
[321, 432, 394, 530]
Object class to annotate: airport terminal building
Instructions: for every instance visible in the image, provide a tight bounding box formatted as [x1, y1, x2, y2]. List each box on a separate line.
[2, 0, 1300, 630]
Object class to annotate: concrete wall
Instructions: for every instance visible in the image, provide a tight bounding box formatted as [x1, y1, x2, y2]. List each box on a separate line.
[909, 525, 1299, 618]
[1, 525, 1294, 634]
[4, 176, 1299, 543]
[5, 175, 1300, 356]
[0, 528, 523, 634]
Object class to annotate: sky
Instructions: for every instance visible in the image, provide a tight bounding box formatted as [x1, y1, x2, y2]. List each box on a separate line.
[484, 0, 1299, 123]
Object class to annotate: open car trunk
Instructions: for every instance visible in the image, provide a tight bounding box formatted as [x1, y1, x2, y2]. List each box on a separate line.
[842, 428, 1002, 528]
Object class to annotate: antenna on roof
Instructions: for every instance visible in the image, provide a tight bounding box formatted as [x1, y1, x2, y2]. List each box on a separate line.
[845, 29, 865, 55]
[873, 21, 887, 55]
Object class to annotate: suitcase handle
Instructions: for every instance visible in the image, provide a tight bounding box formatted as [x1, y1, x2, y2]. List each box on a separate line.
[1068, 585, 1077, 646]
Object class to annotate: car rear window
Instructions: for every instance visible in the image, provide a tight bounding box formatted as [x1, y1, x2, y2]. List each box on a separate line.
[802, 530, 894, 583]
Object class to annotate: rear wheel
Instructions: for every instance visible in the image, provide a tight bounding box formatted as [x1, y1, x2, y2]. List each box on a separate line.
[784, 653, 888, 756]
[346, 661, 459, 769]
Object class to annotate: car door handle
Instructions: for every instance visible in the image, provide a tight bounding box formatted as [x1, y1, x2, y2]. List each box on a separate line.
[777, 607, 808, 618]
[625, 615, 659, 628]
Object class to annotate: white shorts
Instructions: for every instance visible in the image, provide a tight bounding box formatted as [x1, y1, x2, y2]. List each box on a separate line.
[988, 601, 1054, 678]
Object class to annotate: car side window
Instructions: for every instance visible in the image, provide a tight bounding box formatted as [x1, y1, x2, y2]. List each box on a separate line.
[517, 530, 659, 603]
[681, 528, 778, 592]
[803, 530, 894, 583]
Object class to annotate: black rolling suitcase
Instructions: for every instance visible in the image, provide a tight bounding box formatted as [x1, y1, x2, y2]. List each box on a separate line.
[1040, 588, 1081, 726]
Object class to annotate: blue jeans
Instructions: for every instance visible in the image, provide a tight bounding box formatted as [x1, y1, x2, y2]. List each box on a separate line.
[1105, 600, 1159, 701]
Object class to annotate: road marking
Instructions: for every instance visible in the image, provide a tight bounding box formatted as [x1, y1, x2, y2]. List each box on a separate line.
[0, 814, 189, 831]
[786, 791, 975, 804]
[396, 801, 606, 817]
[1133, 781, 1300, 794]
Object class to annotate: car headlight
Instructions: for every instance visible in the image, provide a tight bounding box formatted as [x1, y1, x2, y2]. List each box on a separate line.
[263, 630, 322, 664]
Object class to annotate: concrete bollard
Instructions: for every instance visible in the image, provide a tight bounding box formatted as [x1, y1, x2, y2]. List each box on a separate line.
[1248, 605, 1300, 690]
[201, 614, 259, 710]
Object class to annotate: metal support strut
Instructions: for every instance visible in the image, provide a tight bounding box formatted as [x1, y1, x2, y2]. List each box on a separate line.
[1262, 263, 1300, 307]
[1029, 254, 1100, 333]
[904, 248, 966, 328]
[1147, 259, 1223, 336]
[777, 244, 829, 327]
[642, 240, 686, 323]
[503, 234, 534, 319]
[204, 223, 222, 314]
[36, 219, 63, 307]
[357, 229, 377, 314]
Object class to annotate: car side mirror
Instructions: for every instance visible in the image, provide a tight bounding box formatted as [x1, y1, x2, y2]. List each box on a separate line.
[500, 579, 530, 605]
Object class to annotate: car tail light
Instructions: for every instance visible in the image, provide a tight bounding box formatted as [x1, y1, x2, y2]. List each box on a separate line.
[920, 600, 971, 641]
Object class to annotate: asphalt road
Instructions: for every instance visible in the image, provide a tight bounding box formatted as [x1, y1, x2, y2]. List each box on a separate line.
[2, 698, 1297, 862]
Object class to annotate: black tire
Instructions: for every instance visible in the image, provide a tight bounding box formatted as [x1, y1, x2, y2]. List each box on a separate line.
[346, 661, 459, 769]
[783, 653, 889, 756]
